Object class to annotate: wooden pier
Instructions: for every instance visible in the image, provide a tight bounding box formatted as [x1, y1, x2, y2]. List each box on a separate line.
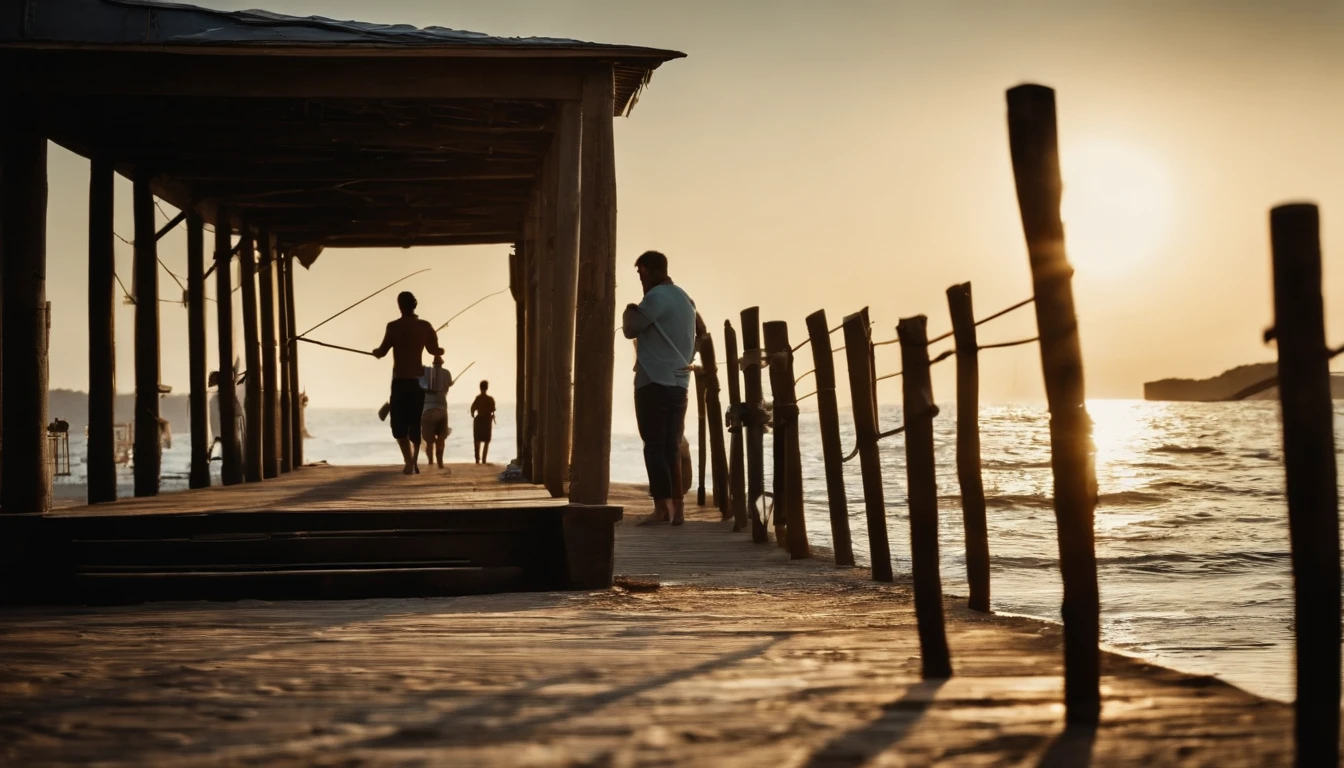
[0, 464, 1295, 766]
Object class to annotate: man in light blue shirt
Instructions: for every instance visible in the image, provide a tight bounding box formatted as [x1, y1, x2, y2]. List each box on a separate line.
[419, 355, 452, 470]
[622, 250, 701, 526]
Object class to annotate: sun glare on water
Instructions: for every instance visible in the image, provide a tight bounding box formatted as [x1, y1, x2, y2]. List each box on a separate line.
[1060, 139, 1175, 278]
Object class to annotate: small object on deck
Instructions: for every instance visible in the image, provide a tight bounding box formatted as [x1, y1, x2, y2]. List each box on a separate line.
[613, 576, 661, 593]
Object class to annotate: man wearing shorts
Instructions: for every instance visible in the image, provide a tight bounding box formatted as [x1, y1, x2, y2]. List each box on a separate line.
[372, 291, 444, 475]
[420, 356, 452, 470]
[470, 380, 497, 464]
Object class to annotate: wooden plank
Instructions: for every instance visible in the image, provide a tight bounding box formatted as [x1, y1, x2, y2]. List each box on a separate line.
[805, 310, 853, 566]
[740, 308, 768, 543]
[257, 232, 280, 479]
[1268, 202, 1340, 764]
[284, 253, 303, 469]
[277, 251, 292, 474]
[87, 157, 118, 502]
[187, 211, 210, 490]
[215, 215, 243, 485]
[569, 66, 619, 506]
[0, 103, 50, 514]
[843, 308, 893, 583]
[132, 172, 161, 498]
[544, 100, 581, 498]
[946, 283, 989, 611]
[723, 322, 748, 532]
[1006, 83, 1100, 725]
[237, 226, 264, 483]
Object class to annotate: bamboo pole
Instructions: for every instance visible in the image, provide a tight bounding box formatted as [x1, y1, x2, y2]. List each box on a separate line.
[1268, 202, 1340, 766]
[947, 282, 990, 611]
[724, 321, 748, 531]
[257, 232, 279, 480]
[237, 226, 263, 483]
[186, 211, 210, 489]
[897, 315, 952, 677]
[284, 252, 302, 469]
[132, 172, 161, 498]
[215, 215, 242, 485]
[740, 307, 768, 543]
[805, 309, 853, 566]
[277, 250, 292, 474]
[545, 100, 581, 498]
[700, 333, 730, 517]
[87, 158, 118, 502]
[570, 66, 619, 505]
[842, 308, 893, 582]
[764, 321, 810, 559]
[0, 105, 50, 514]
[1006, 83, 1100, 725]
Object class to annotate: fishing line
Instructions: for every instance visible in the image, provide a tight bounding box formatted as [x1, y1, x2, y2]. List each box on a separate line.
[435, 288, 509, 333]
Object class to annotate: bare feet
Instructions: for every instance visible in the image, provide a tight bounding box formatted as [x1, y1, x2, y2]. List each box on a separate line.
[402, 465, 414, 475]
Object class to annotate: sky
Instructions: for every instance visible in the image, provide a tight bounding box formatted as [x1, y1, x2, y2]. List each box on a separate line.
[40, 0, 1344, 434]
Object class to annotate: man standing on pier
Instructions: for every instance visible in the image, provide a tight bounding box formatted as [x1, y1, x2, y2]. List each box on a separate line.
[420, 355, 452, 471]
[470, 380, 497, 465]
[372, 291, 444, 475]
[623, 250, 699, 526]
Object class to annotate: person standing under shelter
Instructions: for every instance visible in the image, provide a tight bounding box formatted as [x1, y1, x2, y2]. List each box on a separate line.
[622, 250, 698, 526]
[372, 291, 444, 475]
[470, 381, 497, 464]
[420, 355, 452, 471]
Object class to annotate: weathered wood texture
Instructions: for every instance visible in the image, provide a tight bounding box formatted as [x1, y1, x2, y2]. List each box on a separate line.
[1268, 202, 1340, 766]
[897, 315, 952, 679]
[87, 158, 118, 502]
[0, 463, 1298, 767]
[544, 100, 581, 499]
[511, 246, 527, 466]
[257, 234, 280, 480]
[518, 240, 534, 481]
[805, 309, 853, 566]
[277, 253, 292, 474]
[1, 105, 50, 514]
[699, 334, 729, 518]
[1007, 83, 1101, 725]
[132, 173, 161, 497]
[530, 190, 551, 487]
[569, 66, 619, 506]
[723, 322, 748, 532]
[186, 212, 210, 489]
[215, 220, 243, 485]
[284, 253, 302, 469]
[695, 371, 708, 507]
[238, 229, 264, 483]
[947, 282, 990, 612]
[739, 308, 768, 543]
[763, 321, 809, 559]
[843, 308, 893, 582]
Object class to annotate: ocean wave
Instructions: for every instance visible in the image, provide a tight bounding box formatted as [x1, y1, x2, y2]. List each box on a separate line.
[1151, 444, 1225, 456]
[982, 459, 1053, 470]
[980, 491, 1170, 510]
[991, 549, 1290, 575]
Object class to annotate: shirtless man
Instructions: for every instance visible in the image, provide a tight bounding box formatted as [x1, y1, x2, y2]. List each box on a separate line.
[372, 291, 444, 475]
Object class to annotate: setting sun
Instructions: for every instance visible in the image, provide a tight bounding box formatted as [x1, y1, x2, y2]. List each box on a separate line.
[1060, 139, 1175, 277]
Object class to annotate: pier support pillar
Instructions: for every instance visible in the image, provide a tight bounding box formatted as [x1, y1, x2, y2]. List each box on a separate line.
[132, 172, 161, 498]
[88, 157, 118, 502]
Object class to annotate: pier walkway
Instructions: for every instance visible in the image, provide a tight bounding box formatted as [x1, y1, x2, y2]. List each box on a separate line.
[1, 464, 1292, 766]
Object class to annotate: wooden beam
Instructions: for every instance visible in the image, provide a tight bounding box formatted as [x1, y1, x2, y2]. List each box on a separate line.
[285, 253, 303, 469]
[544, 100, 581, 499]
[1006, 83, 1100, 726]
[87, 157, 118, 503]
[215, 215, 243, 486]
[805, 309, 853, 566]
[569, 67, 619, 505]
[187, 211, 211, 490]
[132, 172, 161, 498]
[946, 283, 989, 611]
[277, 253, 293, 474]
[294, 233, 520, 249]
[154, 210, 186, 242]
[723, 321, 748, 532]
[10, 51, 588, 100]
[156, 157, 539, 184]
[258, 233, 280, 480]
[740, 307, 767, 543]
[528, 192, 547, 485]
[237, 227, 264, 483]
[1, 104, 50, 514]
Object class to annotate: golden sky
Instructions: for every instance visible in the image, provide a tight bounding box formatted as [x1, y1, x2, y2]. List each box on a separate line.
[42, 0, 1344, 433]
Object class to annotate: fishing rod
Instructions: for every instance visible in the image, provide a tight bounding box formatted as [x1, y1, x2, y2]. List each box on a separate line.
[435, 288, 509, 333]
[295, 336, 376, 357]
[296, 268, 431, 339]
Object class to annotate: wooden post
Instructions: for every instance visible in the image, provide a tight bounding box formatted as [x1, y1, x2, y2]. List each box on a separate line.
[257, 232, 279, 479]
[1, 105, 50, 514]
[947, 282, 990, 611]
[805, 309, 854, 566]
[764, 321, 788, 549]
[237, 226, 263, 483]
[1268, 202, 1340, 765]
[186, 210, 210, 490]
[700, 333, 730, 517]
[898, 315, 953, 678]
[570, 66, 619, 505]
[87, 157, 118, 503]
[1007, 83, 1100, 725]
[284, 252, 303, 469]
[764, 321, 810, 559]
[277, 250, 292, 474]
[215, 215, 242, 485]
[724, 321, 749, 532]
[519, 238, 534, 481]
[511, 246, 527, 467]
[527, 194, 546, 485]
[740, 307, 768, 543]
[544, 100, 581, 499]
[842, 308, 893, 582]
[532, 188, 553, 486]
[132, 172, 161, 498]
[696, 370, 708, 507]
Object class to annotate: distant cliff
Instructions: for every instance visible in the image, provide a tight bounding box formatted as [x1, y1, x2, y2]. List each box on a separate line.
[1144, 363, 1344, 401]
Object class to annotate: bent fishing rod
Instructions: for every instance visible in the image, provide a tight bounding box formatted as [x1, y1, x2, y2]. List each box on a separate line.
[296, 285, 508, 358]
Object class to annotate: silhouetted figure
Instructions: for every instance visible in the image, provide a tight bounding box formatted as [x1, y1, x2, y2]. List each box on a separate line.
[421, 355, 452, 470]
[372, 291, 444, 475]
[207, 370, 243, 462]
[471, 380, 496, 464]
